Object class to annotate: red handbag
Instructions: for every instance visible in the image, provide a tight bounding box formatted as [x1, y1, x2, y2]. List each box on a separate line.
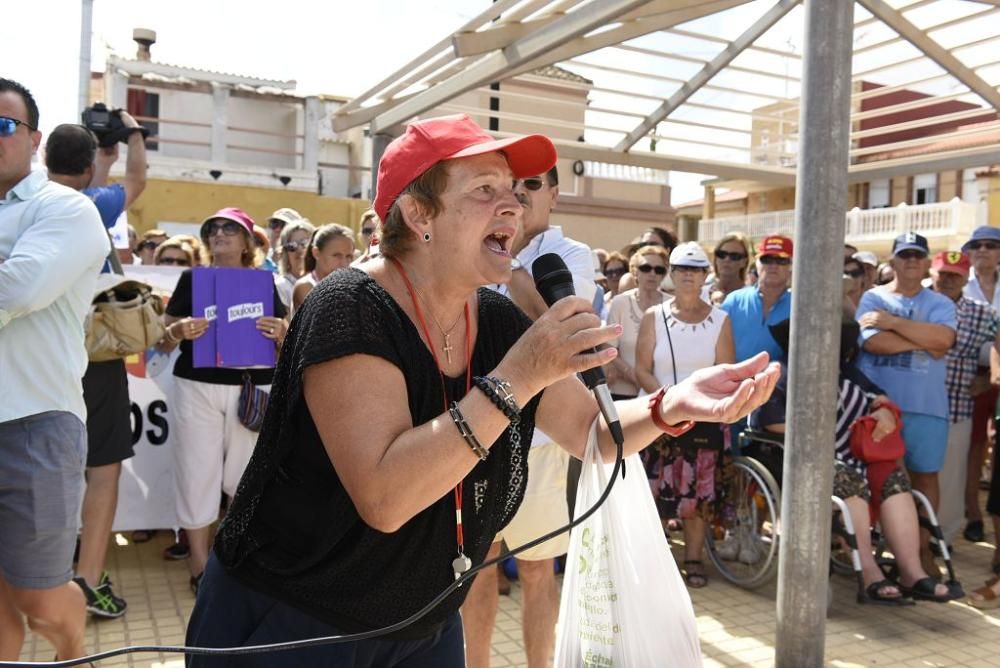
[849, 400, 905, 464]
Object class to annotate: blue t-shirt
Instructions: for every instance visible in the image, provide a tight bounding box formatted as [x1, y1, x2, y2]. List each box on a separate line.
[721, 286, 792, 363]
[82, 184, 126, 273]
[855, 286, 956, 419]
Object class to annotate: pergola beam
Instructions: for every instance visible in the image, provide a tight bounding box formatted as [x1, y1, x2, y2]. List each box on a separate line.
[857, 0, 1000, 112]
[614, 0, 799, 152]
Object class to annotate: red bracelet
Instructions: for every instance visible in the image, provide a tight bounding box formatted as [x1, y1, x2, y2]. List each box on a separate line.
[648, 386, 696, 437]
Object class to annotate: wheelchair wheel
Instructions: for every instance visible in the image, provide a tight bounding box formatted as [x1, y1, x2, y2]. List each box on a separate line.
[706, 455, 781, 589]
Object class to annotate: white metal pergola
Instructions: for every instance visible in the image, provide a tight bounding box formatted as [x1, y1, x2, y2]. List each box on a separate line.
[333, 0, 1000, 189]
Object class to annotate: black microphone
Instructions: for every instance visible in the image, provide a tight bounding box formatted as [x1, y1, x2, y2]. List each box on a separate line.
[532, 252, 625, 446]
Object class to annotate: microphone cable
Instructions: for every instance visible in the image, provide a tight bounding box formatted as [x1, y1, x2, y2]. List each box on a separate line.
[0, 433, 626, 667]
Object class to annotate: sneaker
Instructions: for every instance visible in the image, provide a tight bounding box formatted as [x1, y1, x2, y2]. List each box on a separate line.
[74, 572, 127, 619]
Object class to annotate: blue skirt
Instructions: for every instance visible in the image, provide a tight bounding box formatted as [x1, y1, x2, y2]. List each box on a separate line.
[185, 552, 466, 667]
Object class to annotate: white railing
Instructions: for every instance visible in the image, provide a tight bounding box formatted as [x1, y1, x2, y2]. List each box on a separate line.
[582, 161, 668, 184]
[697, 198, 984, 245]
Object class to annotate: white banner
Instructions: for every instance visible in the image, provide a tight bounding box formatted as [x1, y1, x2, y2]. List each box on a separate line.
[111, 265, 184, 532]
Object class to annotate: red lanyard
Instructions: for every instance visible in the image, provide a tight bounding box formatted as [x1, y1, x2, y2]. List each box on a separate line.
[390, 259, 473, 560]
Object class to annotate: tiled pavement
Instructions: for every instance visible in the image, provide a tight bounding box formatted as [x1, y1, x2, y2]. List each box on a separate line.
[14, 529, 1000, 667]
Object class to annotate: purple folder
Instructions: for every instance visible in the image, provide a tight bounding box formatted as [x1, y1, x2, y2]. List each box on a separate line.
[214, 268, 276, 368]
[191, 268, 218, 368]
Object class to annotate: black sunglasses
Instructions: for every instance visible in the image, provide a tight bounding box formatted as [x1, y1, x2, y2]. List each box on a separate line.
[759, 255, 791, 266]
[604, 267, 627, 278]
[517, 177, 547, 191]
[282, 240, 309, 252]
[715, 250, 747, 261]
[895, 249, 927, 260]
[967, 241, 1000, 251]
[137, 240, 161, 252]
[201, 220, 245, 238]
[0, 116, 36, 137]
[158, 257, 191, 267]
[361, 227, 376, 236]
[638, 264, 667, 276]
[267, 219, 286, 231]
[844, 268, 865, 279]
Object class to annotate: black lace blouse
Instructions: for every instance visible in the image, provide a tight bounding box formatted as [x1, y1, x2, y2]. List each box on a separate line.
[214, 268, 541, 639]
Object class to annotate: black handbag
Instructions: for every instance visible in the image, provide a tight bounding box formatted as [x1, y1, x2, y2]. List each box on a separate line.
[660, 304, 725, 451]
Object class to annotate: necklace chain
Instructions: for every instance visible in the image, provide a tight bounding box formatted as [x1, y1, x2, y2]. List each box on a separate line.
[410, 283, 465, 364]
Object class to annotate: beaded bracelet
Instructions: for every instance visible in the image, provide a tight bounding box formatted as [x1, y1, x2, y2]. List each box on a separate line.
[473, 376, 521, 425]
[449, 402, 489, 461]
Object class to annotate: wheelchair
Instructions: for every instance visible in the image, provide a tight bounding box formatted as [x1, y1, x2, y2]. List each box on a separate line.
[705, 429, 962, 605]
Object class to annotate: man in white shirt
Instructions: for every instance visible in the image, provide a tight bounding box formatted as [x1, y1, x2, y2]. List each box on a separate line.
[0, 78, 107, 662]
[464, 166, 596, 668]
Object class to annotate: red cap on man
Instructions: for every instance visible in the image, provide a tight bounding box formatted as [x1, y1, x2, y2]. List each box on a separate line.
[757, 235, 793, 259]
[931, 250, 970, 277]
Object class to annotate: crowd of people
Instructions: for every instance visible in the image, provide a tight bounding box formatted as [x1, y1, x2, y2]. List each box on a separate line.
[1, 72, 998, 667]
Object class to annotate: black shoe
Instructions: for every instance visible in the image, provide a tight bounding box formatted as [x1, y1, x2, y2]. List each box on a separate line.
[74, 572, 127, 619]
[964, 520, 985, 543]
[163, 541, 190, 561]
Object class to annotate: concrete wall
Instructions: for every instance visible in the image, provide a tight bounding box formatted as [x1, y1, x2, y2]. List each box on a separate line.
[123, 178, 370, 235]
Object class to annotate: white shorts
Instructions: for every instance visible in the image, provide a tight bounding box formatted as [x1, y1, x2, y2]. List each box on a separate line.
[495, 441, 570, 561]
[172, 377, 269, 529]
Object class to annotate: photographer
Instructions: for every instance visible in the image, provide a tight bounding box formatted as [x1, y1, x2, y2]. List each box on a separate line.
[44, 109, 147, 620]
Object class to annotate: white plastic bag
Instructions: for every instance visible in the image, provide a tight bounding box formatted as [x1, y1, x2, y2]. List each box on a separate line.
[555, 423, 703, 667]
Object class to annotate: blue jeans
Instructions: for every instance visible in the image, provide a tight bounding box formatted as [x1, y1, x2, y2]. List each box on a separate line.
[186, 553, 466, 667]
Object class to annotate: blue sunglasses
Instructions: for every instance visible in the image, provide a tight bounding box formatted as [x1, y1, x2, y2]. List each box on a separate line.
[0, 116, 36, 137]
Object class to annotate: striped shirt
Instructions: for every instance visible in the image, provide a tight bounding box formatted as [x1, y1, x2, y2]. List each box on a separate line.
[945, 296, 999, 422]
[836, 376, 874, 473]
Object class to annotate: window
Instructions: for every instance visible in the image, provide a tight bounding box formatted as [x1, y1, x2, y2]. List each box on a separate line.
[962, 168, 982, 204]
[913, 173, 937, 205]
[127, 89, 159, 151]
[868, 178, 890, 208]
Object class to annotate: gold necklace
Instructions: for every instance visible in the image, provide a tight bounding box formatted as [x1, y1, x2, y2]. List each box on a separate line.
[411, 285, 465, 364]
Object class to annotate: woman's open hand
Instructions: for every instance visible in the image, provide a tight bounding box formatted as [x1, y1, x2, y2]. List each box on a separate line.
[660, 352, 780, 425]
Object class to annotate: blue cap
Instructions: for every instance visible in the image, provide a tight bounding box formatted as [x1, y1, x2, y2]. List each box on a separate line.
[962, 226, 1000, 252]
[892, 231, 929, 257]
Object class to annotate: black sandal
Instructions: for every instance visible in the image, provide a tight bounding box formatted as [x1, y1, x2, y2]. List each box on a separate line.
[683, 560, 708, 589]
[862, 580, 912, 606]
[900, 576, 955, 603]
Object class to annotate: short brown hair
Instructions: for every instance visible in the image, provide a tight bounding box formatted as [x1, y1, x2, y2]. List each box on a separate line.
[628, 244, 669, 275]
[379, 161, 450, 259]
[153, 236, 196, 267]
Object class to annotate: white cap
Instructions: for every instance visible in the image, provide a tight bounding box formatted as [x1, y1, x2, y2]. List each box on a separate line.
[852, 250, 878, 267]
[669, 241, 710, 268]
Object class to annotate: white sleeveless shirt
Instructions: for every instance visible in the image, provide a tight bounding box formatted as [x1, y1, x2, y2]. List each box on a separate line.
[652, 300, 729, 386]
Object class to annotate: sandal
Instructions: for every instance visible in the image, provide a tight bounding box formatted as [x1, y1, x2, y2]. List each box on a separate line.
[899, 576, 955, 603]
[862, 580, 912, 606]
[968, 582, 1000, 610]
[683, 560, 708, 589]
[963, 519, 985, 543]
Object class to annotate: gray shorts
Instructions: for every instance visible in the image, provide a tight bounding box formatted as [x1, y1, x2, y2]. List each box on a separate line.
[0, 411, 87, 589]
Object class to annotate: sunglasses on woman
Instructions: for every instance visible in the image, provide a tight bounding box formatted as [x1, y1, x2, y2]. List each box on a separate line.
[282, 240, 309, 252]
[844, 268, 865, 279]
[158, 257, 191, 267]
[637, 264, 667, 276]
[715, 250, 747, 261]
[604, 266, 627, 278]
[0, 116, 36, 137]
[361, 227, 376, 236]
[201, 220, 245, 238]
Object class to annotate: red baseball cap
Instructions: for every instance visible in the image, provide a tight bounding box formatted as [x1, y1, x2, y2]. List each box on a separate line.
[931, 250, 970, 277]
[372, 114, 557, 221]
[757, 235, 793, 259]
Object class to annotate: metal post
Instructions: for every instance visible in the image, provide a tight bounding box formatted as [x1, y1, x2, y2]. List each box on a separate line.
[775, 1, 854, 666]
[370, 131, 396, 203]
[78, 0, 94, 116]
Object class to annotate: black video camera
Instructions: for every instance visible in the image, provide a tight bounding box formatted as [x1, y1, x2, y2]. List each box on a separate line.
[81, 103, 149, 148]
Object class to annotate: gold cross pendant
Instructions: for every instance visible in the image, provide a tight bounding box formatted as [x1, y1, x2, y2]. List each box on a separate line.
[442, 334, 453, 364]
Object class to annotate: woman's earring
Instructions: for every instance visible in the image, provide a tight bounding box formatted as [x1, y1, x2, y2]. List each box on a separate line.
[422, 232, 432, 243]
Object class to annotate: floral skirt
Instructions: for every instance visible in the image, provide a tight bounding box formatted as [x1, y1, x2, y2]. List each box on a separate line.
[641, 434, 723, 521]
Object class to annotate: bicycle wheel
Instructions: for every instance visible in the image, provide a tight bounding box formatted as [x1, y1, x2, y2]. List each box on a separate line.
[706, 455, 781, 589]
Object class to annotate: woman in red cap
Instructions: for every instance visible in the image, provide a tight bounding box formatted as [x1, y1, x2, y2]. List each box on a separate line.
[158, 207, 288, 595]
[186, 115, 779, 666]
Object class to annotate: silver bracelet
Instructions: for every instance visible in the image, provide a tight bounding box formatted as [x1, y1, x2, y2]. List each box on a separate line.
[448, 402, 489, 461]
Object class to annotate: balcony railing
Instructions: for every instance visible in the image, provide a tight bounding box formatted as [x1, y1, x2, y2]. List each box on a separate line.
[697, 198, 985, 245]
